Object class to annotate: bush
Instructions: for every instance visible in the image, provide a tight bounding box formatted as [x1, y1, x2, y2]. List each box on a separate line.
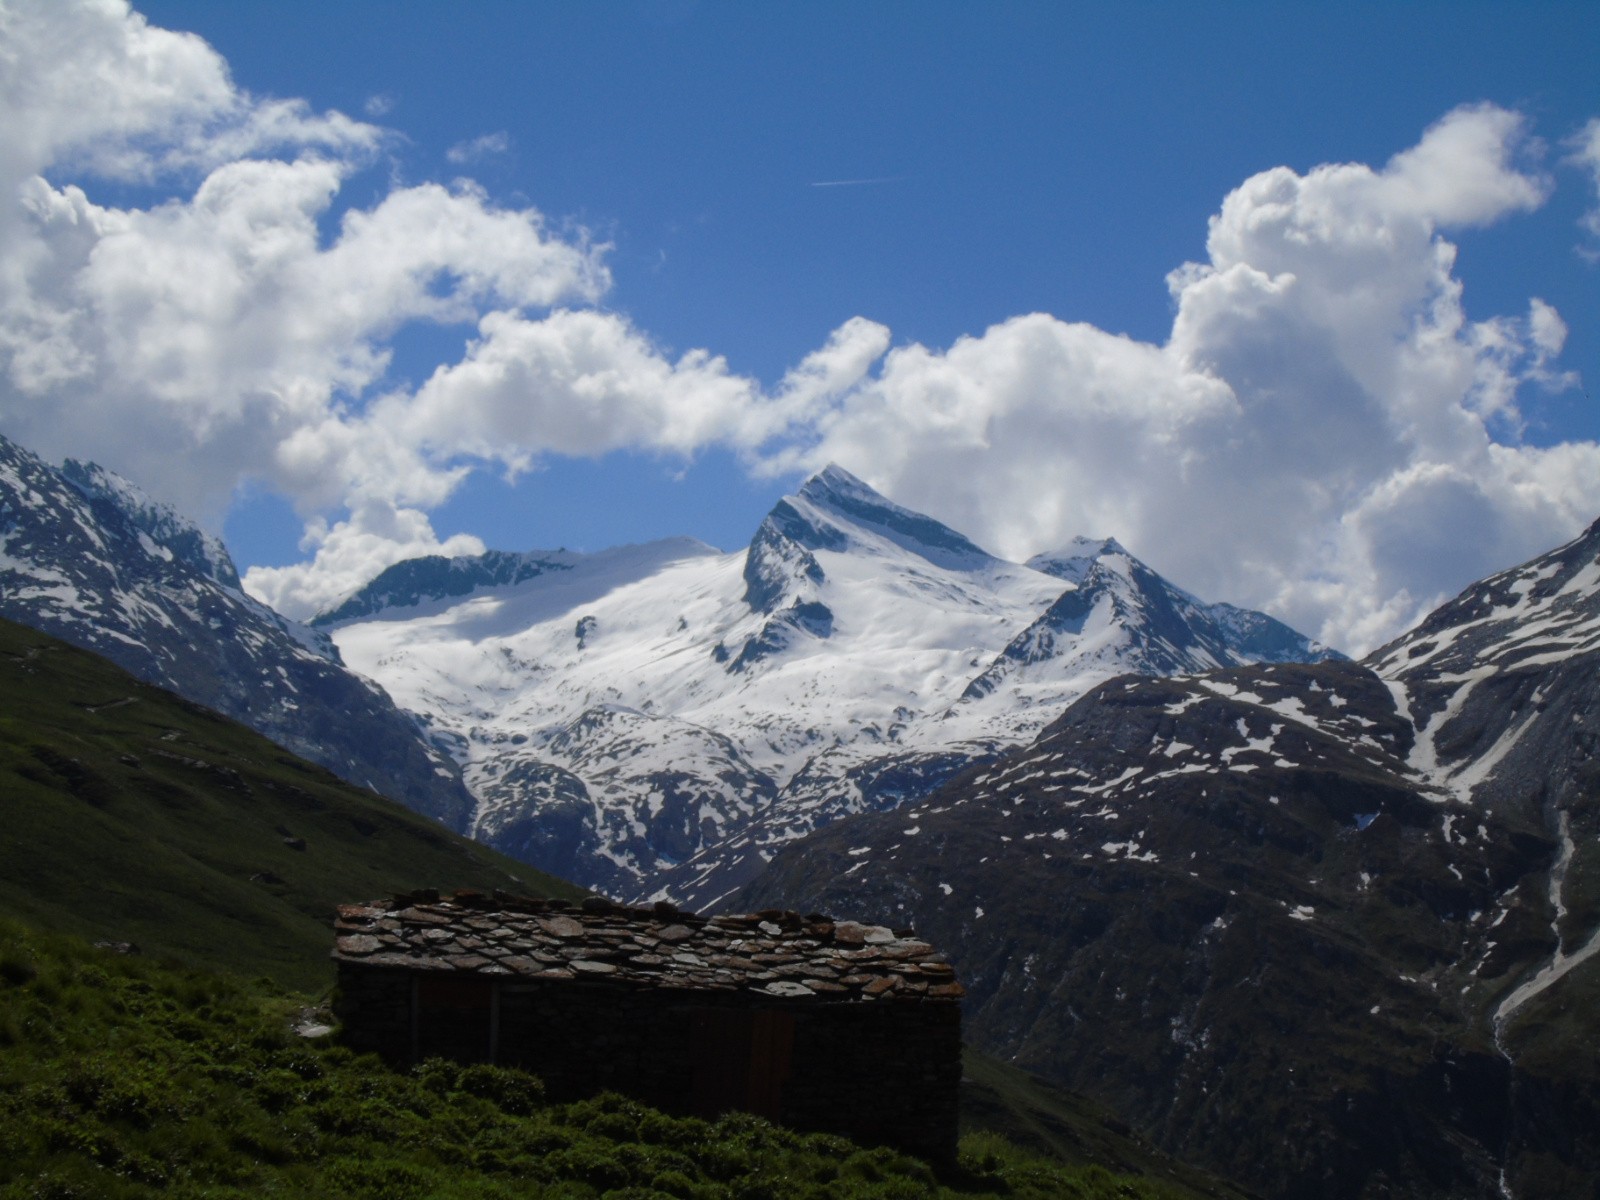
[322, 1156, 434, 1200]
[0, 950, 36, 987]
[648, 1169, 703, 1199]
[455, 1062, 546, 1115]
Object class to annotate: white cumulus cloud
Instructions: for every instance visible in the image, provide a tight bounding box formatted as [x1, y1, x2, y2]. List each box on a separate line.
[446, 131, 511, 165]
[771, 105, 1598, 653]
[0, 0, 607, 610]
[0, 0, 377, 190]
[244, 500, 487, 620]
[0, 3, 1595, 650]
[1570, 116, 1600, 257]
[245, 313, 897, 615]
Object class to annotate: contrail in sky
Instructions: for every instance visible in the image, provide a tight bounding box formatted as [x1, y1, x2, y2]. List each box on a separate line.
[809, 175, 905, 188]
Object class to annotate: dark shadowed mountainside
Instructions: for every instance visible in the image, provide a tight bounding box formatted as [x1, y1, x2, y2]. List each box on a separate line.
[0, 615, 580, 990]
[739, 518, 1600, 1200]
[0, 433, 475, 829]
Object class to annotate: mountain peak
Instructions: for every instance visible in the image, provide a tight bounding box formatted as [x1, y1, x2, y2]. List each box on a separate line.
[311, 549, 576, 627]
[57, 457, 242, 589]
[1026, 537, 1129, 585]
[798, 462, 878, 505]
[1367, 507, 1600, 682]
[787, 464, 994, 569]
[315, 538, 722, 628]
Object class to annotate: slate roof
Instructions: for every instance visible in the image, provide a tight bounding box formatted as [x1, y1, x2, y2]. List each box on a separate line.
[333, 890, 965, 1002]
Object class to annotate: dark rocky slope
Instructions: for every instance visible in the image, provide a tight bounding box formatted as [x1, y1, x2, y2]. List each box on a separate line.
[0, 615, 578, 990]
[0, 433, 475, 827]
[739, 518, 1600, 1200]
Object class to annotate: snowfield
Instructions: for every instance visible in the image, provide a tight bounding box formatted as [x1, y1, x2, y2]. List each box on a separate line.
[322, 465, 1335, 902]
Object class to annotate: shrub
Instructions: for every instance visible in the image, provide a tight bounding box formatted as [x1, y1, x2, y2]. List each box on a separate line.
[322, 1156, 434, 1200]
[0, 950, 37, 987]
[648, 1169, 703, 1198]
[454, 1062, 546, 1115]
[545, 1139, 637, 1190]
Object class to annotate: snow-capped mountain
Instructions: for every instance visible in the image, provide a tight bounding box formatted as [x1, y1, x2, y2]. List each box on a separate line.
[739, 516, 1600, 1200]
[0, 433, 473, 827]
[319, 464, 1334, 903]
[1370, 516, 1600, 1038]
[964, 535, 1342, 704]
[1370, 519, 1600, 818]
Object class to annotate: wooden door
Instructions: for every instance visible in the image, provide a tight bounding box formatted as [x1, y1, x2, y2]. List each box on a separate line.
[688, 1007, 795, 1119]
[414, 974, 494, 1063]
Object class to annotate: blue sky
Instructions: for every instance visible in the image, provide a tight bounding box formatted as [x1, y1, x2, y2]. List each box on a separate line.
[2, 1, 1597, 651]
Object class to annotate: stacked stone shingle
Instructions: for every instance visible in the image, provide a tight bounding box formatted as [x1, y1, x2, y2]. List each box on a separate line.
[333, 890, 965, 1001]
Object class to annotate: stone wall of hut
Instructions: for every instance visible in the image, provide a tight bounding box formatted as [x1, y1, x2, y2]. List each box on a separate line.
[336, 962, 960, 1162]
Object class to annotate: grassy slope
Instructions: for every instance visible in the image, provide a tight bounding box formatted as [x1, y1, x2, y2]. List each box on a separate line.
[0, 918, 1199, 1200]
[958, 1053, 1255, 1200]
[0, 616, 582, 991]
[0, 616, 1247, 1195]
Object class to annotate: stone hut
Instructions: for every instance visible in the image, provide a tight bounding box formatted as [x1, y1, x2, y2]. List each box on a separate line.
[333, 890, 964, 1162]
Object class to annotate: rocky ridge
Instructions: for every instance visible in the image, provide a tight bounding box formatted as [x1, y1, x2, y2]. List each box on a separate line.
[738, 517, 1600, 1199]
[0, 432, 474, 827]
